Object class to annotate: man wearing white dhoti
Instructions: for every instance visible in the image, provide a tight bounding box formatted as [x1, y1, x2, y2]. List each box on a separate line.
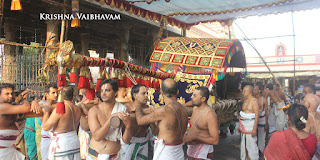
[0, 83, 41, 160]
[253, 85, 268, 155]
[238, 85, 259, 160]
[265, 83, 286, 131]
[39, 83, 58, 160]
[0, 129, 25, 160]
[183, 87, 219, 160]
[87, 79, 132, 160]
[135, 78, 188, 160]
[42, 86, 81, 160]
[123, 84, 158, 160]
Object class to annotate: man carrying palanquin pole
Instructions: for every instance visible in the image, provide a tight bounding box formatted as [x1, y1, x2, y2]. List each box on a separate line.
[0, 83, 40, 159]
[87, 79, 132, 160]
[42, 86, 81, 160]
[135, 78, 188, 160]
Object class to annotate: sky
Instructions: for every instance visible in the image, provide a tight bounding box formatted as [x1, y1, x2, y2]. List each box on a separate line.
[233, 8, 320, 57]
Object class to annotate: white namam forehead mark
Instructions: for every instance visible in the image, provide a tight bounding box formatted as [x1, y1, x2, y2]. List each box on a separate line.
[101, 83, 110, 91]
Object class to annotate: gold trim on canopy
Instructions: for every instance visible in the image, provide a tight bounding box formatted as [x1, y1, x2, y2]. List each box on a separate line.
[149, 37, 244, 69]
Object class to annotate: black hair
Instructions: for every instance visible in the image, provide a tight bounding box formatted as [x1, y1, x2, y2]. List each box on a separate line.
[161, 79, 178, 98]
[62, 86, 73, 101]
[100, 79, 118, 92]
[274, 83, 280, 88]
[257, 84, 264, 91]
[287, 103, 308, 130]
[266, 83, 274, 90]
[196, 86, 209, 101]
[96, 91, 101, 102]
[131, 84, 145, 101]
[304, 84, 316, 94]
[45, 83, 57, 93]
[0, 83, 14, 94]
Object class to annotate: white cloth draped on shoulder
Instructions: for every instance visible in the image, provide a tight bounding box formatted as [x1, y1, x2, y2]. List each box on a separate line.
[105, 102, 127, 142]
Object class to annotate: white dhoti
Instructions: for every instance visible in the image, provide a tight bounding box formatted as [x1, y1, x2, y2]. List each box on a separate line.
[274, 101, 286, 131]
[41, 128, 52, 160]
[86, 145, 119, 160]
[0, 129, 25, 160]
[49, 131, 80, 160]
[257, 111, 266, 154]
[79, 126, 91, 160]
[153, 139, 184, 160]
[239, 111, 259, 160]
[187, 144, 214, 160]
[123, 135, 149, 160]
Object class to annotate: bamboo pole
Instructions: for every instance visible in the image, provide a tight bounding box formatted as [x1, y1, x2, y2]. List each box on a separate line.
[234, 22, 281, 86]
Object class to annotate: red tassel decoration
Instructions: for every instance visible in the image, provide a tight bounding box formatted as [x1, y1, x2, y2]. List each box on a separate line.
[78, 67, 87, 89]
[86, 88, 95, 100]
[135, 75, 142, 84]
[56, 93, 65, 114]
[78, 76, 86, 89]
[124, 76, 132, 88]
[57, 67, 67, 87]
[96, 68, 105, 91]
[57, 74, 67, 87]
[96, 79, 103, 91]
[69, 68, 77, 83]
[85, 69, 91, 89]
[144, 76, 149, 88]
[85, 77, 90, 89]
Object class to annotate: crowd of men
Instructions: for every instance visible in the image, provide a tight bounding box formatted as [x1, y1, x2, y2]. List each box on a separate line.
[0, 79, 319, 160]
[239, 83, 320, 160]
[0, 78, 218, 160]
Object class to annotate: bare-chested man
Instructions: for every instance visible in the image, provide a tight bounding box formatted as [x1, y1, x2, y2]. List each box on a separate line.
[253, 85, 268, 155]
[264, 83, 286, 131]
[87, 79, 132, 160]
[43, 86, 81, 160]
[303, 93, 320, 159]
[135, 78, 188, 160]
[274, 84, 287, 104]
[0, 83, 39, 159]
[238, 85, 259, 160]
[123, 84, 153, 160]
[183, 86, 219, 160]
[303, 84, 320, 114]
[38, 83, 57, 160]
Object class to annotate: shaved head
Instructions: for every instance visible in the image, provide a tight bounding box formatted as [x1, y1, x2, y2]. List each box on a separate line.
[304, 93, 320, 111]
[161, 78, 178, 98]
[244, 85, 253, 94]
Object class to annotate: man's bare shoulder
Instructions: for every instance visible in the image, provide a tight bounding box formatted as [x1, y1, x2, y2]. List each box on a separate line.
[88, 105, 100, 116]
[205, 107, 216, 118]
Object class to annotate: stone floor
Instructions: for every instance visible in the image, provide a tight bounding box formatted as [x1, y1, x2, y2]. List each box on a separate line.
[213, 125, 241, 160]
